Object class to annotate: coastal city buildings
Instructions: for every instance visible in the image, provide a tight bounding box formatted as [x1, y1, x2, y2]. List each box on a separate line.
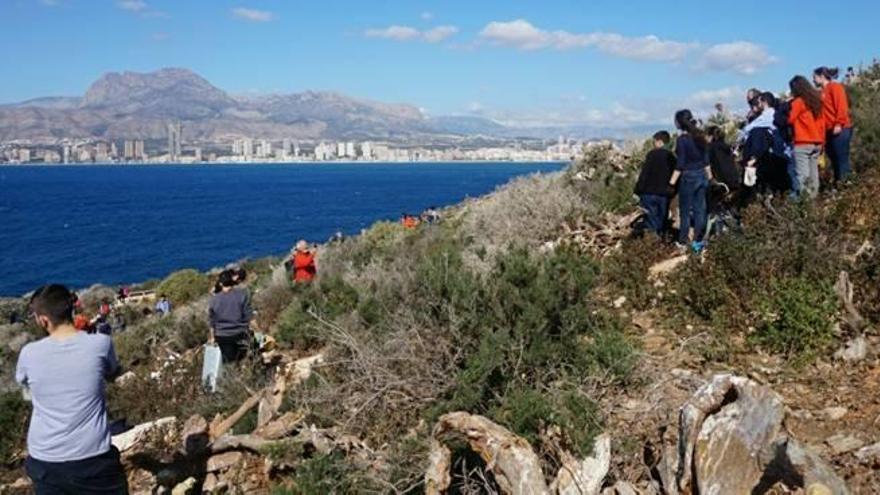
[0, 127, 598, 165]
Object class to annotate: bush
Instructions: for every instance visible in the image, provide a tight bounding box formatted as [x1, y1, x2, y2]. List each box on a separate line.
[601, 236, 672, 310]
[273, 452, 365, 495]
[0, 391, 27, 465]
[850, 63, 880, 170]
[752, 276, 837, 358]
[155, 269, 211, 306]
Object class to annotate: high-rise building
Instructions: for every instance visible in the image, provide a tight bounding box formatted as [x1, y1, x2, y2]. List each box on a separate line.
[167, 122, 183, 161]
[124, 140, 135, 160]
[62, 145, 71, 164]
[243, 138, 253, 159]
[18, 148, 31, 163]
[336, 142, 345, 158]
[282, 138, 291, 158]
[96, 142, 109, 162]
[345, 142, 355, 158]
[259, 139, 272, 158]
[194, 147, 202, 162]
[134, 140, 145, 160]
[293, 142, 300, 158]
[110, 142, 118, 159]
[360, 142, 373, 160]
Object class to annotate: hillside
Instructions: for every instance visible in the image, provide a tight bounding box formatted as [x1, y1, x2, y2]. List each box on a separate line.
[1, 64, 879, 494]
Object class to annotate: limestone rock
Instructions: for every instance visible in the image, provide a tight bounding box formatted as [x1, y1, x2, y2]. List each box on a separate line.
[649, 254, 689, 278]
[207, 451, 244, 473]
[552, 434, 611, 495]
[672, 374, 849, 495]
[112, 416, 176, 453]
[171, 476, 196, 495]
[678, 374, 785, 494]
[821, 406, 848, 421]
[180, 415, 209, 455]
[833, 336, 867, 362]
[854, 442, 880, 465]
[825, 433, 864, 455]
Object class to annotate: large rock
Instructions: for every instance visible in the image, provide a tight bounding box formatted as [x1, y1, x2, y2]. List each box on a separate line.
[671, 374, 849, 495]
[551, 434, 610, 495]
[112, 416, 177, 453]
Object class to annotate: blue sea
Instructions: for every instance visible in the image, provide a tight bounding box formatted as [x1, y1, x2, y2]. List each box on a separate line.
[0, 162, 563, 296]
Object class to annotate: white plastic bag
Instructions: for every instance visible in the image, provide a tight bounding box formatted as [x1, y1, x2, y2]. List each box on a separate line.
[201, 343, 222, 393]
[744, 165, 757, 187]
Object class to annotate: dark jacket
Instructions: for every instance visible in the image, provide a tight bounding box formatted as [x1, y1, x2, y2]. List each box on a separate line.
[744, 127, 791, 193]
[209, 288, 252, 337]
[708, 141, 741, 189]
[773, 101, 794, 145]
[675, 134, 707, 172]
[634, 148, 677, 196]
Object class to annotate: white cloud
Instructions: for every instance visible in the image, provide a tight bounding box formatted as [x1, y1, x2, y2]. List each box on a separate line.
[365, 25, 458, 43]
[477, 19, 777, 73]
[478, 19, 696, 62]
[698, 41, 778, 75]
[421, 11, 434, 20]
[117, 0, 147, 12]
[232, 7, 275, 23]
[365, 25, 421, 41]
[423, 25, 459, 43]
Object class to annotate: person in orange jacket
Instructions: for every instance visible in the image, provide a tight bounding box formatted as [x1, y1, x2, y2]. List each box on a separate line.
[788, 75, 826, 198]
[401, 213, 419, 229]
[291, 240, 317, 283]
[814, 66, 853, 183]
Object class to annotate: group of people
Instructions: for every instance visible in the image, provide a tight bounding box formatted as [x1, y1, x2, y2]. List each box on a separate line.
[401, 206, 442, 230]
[635, 66, 854, 252]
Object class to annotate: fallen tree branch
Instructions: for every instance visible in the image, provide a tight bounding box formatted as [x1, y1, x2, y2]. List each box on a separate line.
[210, 391, 263, 439]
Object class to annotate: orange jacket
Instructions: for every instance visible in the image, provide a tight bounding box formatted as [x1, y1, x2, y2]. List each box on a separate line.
[74, 314, 91, 331]
[822, 81, 852, 130]
[402, 216, 419, 229]
[293, 251, 316, 282]
[788, 97, 825, 145]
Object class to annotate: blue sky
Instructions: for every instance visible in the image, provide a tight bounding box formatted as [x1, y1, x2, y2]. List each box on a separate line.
[2, 0, 878, 126]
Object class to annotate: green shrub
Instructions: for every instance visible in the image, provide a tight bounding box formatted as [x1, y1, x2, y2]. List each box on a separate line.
[155, 269, 211, 306]
[850, 62, 880, 170]
[601, 236, 671, 310]
[752, 276, 837, 358]
[0, 391, 28, 464]
[275, 452, 363, 495]
[274, 276, 360, 350]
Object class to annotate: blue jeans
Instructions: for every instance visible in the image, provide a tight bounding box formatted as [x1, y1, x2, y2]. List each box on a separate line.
[827, 127, 853, 182]
[678, 170, 708, 244]
[639, 194, 669, 234]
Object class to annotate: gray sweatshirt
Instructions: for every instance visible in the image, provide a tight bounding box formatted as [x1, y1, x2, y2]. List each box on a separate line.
[209, 288, 252, 337]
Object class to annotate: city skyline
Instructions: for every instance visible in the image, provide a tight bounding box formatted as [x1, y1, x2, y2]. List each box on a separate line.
[3, 0, 878, 128]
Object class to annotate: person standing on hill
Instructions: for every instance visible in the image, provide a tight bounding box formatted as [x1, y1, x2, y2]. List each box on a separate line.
[16, 284, 128, 494]
[291, 240, 317, 283]
[634, 131, 677, 236]
[788, 75, 826, 198]
[668, 109, 713, 253]
[814, 67, 854, 183]
[155, 294, 171, 317]
[208, 270, 253, 363]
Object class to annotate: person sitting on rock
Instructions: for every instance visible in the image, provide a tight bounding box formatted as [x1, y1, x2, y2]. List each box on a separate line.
[291, 240, 317, 283]
[209, 270, 253, 363]
[16, 284, 127, 494]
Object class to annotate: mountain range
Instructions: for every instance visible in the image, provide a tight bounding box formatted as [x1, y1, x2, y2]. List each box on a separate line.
[0, 68, 646, 143]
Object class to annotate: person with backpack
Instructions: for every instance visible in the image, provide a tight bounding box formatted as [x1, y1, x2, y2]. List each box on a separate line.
[742, 93, 791, 196]
[668, 109, 713, 253]
[788, 75, 826, 198]
[814, 66, 853, 183]
[208, 270, 253, 363]
[634, 131, 677, 236]
[16, 284, 128, 494]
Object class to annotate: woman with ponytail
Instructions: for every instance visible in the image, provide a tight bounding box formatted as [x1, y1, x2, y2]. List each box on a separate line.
[814, 66, 853, 183]
[788, 75, 825, 197]
[668, 109, 712, 252]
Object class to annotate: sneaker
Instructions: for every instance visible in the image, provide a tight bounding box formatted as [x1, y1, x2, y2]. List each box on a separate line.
[674, 242, 688, 253]
[691, 241, 706, 254]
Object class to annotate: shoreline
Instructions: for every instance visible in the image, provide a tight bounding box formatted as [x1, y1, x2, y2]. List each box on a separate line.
[0, 159, 570, 168]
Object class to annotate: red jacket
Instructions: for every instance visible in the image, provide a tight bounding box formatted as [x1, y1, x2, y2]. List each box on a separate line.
[293, 251, 316, 283]
[822, 81, 852, 130]
[788, 97, 825, 145]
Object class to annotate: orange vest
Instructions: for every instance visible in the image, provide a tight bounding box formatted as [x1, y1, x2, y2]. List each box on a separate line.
[293, 251, 316, 282]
